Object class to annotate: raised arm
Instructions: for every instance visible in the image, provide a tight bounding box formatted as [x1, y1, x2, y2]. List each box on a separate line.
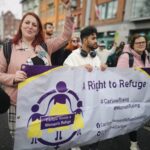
[107, 42, 117, 56]
[45, 0, 74, 56]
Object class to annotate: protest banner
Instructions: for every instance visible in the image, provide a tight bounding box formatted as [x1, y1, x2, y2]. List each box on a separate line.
[14, 65, 150, 150]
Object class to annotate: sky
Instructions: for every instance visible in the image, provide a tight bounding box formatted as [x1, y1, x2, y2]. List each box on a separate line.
[0, 0, 22, 19]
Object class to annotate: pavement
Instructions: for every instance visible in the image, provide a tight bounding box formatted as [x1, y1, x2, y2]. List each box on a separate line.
[0, 112, 150, 150]
[0, 113, 13, 150]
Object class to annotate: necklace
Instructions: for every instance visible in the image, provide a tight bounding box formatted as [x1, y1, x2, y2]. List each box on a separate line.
[21, 40, 34, 51]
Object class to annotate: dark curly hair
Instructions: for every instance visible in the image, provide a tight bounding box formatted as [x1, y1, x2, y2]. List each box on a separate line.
[80, 26, 98, 42]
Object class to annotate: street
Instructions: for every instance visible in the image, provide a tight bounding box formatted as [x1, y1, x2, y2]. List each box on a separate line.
[0, 112, 150, 150]
[0, 113, 13, 150]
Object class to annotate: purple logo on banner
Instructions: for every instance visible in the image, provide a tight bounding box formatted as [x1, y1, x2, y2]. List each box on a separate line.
[27, 81, 84, 149]
[41, 114, 75, 129]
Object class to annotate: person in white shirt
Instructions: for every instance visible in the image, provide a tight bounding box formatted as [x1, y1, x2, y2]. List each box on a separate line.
[64, 26, 106, 72]
[96, 42, 117, 64]
[64, 26, 106, 150]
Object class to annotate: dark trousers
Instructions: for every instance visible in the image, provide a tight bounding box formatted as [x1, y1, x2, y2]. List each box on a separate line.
[129, 131, 137, 142]
[81, 142, 99, 150]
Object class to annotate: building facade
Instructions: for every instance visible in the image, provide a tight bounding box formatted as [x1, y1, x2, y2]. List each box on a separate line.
[90, 0, 126, 47]
[20, 0, 150, 47]
[40, 0, 63, 33]
[124, 0, 150, 40]
[90, 0, 150, 48]
[21, 0, 40, 15]
[1, 11, 20, 40]
[39, 0, 86, 34]
[0, 14, 4, 41]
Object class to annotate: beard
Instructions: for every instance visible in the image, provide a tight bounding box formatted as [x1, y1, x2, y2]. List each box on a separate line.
[87, 43, 98, 50]
[46, 31, 53, 36]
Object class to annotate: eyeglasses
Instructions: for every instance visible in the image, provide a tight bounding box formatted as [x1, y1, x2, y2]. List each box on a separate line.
[134, 41, 146, 45]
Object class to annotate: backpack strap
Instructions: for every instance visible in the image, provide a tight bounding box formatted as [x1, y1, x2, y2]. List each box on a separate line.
[122, 52, 134, 68]
[40, 42, 48, 52]
[3, 41, 48, 65]
[147, 51, 150, 63]
[3, 40, 12, 65]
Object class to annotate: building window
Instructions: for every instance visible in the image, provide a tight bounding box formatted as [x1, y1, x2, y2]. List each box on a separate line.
[71, 0, 78, 9]
[48, 3, 54, 16]
[23, 4, 28, 12]
[80, 0, 83, 8]
[132, 0, 150, 19]
[34, 0, 39, 6]
[48, 0, 53, 3]
[98, 0, 118, 20]
[58, 4, 64, 14]
[29, 1, 33, 10]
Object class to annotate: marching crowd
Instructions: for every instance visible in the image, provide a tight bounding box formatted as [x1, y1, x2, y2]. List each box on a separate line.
[0, 0, 150, 150]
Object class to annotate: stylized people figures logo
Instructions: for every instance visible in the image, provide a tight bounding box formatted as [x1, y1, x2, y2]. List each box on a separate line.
[27, 104, 43, 144]
[27, 81, 84, 149]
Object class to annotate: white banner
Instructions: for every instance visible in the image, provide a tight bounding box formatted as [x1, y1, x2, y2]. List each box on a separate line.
[14, 66, 150, 150]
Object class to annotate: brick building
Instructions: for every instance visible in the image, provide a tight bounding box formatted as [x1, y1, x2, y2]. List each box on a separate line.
[20, 0, 150, 47]
[39, 0, 86, 33]
[1, 11, 20, 40]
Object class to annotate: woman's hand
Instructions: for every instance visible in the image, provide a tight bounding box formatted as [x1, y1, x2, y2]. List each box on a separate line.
[61, 0, 72, 17]
[13, 70, 27, 84]
[100, 64, 107, 71]
[61, 0, 71, 10]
